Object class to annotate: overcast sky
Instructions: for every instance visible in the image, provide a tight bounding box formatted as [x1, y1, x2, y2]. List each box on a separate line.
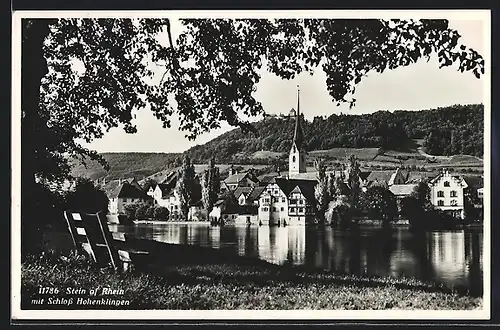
[82, 18, 486, 154]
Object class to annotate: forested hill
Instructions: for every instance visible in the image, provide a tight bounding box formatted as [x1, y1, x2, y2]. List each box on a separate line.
[185, 104, 484, 163]
[71, 104, 483, 180]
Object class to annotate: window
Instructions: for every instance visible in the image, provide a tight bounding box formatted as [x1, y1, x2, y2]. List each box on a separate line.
[450, 190, 457, 197]
[274, 190, 278, 195]
[437, 191, 444, 197]
[293, 156, 296, 162]
[281, 197, 286, 203]
[281, 207, 284, 211]
[450, 200, 458, 206]
[290, 207, 296, 212]
[262, 207, 268, 212]
[290, 199, 297, 205]
[272, 207, 277, 212]
[299, 208, 304, 213]
[437, 200, 444, 206]
[444, 181, 450, 187]
[299, 199, 304, 205]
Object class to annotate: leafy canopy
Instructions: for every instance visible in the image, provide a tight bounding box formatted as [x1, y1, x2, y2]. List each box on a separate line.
[40, 18, 483, 141]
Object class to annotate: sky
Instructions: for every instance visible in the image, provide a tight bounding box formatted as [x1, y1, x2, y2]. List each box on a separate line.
[82, 18, 486, 154]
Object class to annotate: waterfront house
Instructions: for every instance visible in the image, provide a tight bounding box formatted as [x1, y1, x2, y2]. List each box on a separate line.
[428, 170, 469, 219]
[103, 179, 153, 215]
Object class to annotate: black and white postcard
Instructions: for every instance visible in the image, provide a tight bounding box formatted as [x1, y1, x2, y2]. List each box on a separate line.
[11, 9, 491, 321]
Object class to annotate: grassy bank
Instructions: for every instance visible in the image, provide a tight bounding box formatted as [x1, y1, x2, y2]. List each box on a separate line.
[21, 236, 483, 310]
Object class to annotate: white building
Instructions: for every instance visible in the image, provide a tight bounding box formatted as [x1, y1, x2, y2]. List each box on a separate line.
[428, 170, 469, 219]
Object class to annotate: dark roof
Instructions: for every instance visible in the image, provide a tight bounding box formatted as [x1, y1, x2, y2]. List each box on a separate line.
[463, 176, 484, 190]
[288, 184, 316, 203]
[257, 174, 277, 186]
[224, 172, 249, 185]
[247, 186, 267, 202]
[156, 183, 175, 198]
[233, 186, 253, 199]
[366, 170, 394, 183]
[274, 178, 316, 203]
[359, 171, 371, 181]
[103, 181, 151, 199]
[406, 171, 440, 183]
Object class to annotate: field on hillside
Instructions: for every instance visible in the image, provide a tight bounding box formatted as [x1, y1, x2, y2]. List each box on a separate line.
[309, 148, 380, 161]
[70, 152, 180, 181]
[69, 146, 483, 183]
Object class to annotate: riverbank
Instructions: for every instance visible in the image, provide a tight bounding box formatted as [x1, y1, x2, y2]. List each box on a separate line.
[20, 230, 483, 310]
[132, 220, 210, 225]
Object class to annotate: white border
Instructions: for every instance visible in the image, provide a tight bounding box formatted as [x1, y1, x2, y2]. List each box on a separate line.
[11, 9, 491, 321]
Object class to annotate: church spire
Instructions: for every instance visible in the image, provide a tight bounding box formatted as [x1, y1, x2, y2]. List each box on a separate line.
[293, 85, 304, 150]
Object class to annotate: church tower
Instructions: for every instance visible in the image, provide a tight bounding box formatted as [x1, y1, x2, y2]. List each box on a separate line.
[289, 85, 306, 176]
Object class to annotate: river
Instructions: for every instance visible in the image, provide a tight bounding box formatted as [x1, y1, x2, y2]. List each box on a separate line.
[109, 223, 483, 295]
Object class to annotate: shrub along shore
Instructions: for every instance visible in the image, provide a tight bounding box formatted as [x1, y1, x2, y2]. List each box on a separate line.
[20, 231, 483, 310]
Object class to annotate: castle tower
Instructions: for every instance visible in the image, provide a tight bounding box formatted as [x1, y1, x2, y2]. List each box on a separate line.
[289, 85, 306, 176]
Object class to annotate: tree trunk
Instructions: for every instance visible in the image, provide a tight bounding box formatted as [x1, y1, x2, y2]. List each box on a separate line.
[21, 19, 53, 256]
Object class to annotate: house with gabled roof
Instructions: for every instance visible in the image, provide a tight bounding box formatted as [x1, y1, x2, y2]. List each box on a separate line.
[232, 186, 254, 205]
[364, 168, 407, 190]
[223, 171, 259, 191]
[255, 175, 317, 226]
[102, 180, 152, 215]
[428, 169, 469, 219]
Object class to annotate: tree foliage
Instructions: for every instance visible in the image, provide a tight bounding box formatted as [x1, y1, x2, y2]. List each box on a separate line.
[200, 157, 221, 216]
[361, 186, 398, 225]
[153, 206, 170, 221]
[64, 177, 109, 214]
[314, 158, 329, 217]
[175, 155, 196, 219]
[345, 155, 362, 211]
[135, 203, 150, 220]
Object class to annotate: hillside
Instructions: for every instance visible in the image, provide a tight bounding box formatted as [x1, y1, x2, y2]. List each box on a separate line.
[70, 152, 181, 181]
[185, 104, 483, 163]
[70, 104, 484, 181]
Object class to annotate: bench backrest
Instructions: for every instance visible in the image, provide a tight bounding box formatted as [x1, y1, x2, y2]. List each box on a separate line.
[63, 211, 121, 269]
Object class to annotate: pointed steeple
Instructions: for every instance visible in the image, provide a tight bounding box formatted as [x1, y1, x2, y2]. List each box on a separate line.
[292, 85, 304, 150]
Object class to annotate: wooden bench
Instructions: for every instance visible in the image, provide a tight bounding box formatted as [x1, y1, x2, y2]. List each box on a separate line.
[63, 211, 149, 271]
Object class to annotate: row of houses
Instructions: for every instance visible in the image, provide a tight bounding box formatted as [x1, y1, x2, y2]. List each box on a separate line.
[97, 88, 483, 224]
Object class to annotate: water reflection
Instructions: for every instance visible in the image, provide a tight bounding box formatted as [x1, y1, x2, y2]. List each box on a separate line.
[109, 223, 483, 295]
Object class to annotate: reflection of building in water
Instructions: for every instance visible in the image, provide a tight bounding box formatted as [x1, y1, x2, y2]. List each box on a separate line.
[153, 224, 182, 245]
[428, 231, 468, 285]
[234, 226, 259, 257]
[287, 227, 306, 264]
[257, 227, 289, 265]
[235, 226, 248, 256]
[389, 229, 419, 278]
[209, 226, 221, 249]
